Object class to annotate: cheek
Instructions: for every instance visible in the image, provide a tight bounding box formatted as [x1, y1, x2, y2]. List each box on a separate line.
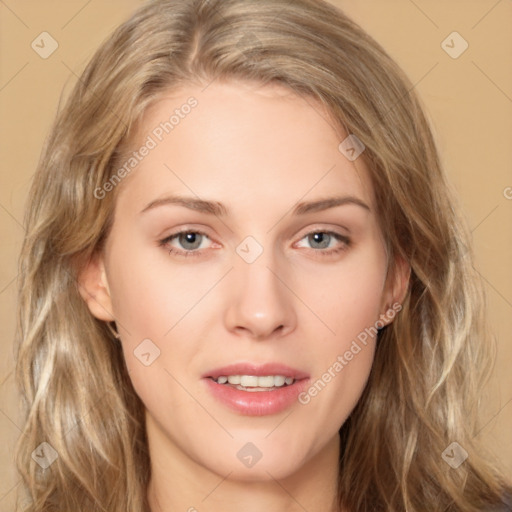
[296, 243, 387, 345]
[106, 243, 215, 339]
[105, 245, 222, 399]
[293, 244, 385, 419]
[334, 265, 384, 337]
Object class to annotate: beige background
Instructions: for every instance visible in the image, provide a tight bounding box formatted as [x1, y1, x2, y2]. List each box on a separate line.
[0, 0, 511, 509]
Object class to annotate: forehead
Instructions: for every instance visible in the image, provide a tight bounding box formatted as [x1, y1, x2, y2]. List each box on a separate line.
[113, 80, 374, 216]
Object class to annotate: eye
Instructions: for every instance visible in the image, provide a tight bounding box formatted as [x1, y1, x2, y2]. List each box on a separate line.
[159, 229, 214, 257]
[295, 230, 350, 256]
[159, 228, 350, 258]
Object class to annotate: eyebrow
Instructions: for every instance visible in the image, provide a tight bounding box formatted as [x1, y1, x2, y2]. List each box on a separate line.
[140, 194, 371, 216]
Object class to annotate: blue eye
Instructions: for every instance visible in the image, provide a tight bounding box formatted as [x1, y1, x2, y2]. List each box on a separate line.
[296, 230, 350, 255]
[159, 229, 350, 259]
[175, 232, 204, 250]
[159, 230, 212, 257]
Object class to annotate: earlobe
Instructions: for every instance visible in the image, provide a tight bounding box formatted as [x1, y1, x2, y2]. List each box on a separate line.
[77, 254, 115, 322]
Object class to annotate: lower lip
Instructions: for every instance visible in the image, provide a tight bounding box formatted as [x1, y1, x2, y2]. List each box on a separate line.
[203, 378, 309, 416]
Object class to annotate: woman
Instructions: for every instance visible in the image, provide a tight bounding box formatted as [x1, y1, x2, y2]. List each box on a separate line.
[14, 0, 512, 510]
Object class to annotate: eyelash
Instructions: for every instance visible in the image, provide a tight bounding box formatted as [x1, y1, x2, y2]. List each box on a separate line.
[159, 229, 351, 258]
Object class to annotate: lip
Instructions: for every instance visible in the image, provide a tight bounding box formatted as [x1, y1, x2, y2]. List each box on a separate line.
[202, 362, 310, 416]
[202, 362, 309, 380]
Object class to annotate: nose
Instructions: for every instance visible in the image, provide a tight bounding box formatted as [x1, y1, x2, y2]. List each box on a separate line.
[223, 255, 297, 340]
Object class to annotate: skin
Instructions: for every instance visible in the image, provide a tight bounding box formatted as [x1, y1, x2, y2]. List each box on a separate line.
[80, 79, 410, 512]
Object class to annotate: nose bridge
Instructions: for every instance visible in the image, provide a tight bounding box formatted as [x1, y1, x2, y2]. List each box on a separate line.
[223, 244, 296, 338]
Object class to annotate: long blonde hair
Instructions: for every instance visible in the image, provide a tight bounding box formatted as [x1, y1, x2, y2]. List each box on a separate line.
[15, 0, 511, 510]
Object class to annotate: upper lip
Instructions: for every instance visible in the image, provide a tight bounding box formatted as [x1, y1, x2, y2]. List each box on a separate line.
[203, 363, 309, 380]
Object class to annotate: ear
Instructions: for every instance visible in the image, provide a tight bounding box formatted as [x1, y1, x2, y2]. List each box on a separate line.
[77, 253, 115, 322]
[379, 254, 410, 326]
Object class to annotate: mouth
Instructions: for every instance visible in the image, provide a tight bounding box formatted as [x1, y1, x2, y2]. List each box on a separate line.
[202, 363, 310, 416]
[208, 374, 297, 392]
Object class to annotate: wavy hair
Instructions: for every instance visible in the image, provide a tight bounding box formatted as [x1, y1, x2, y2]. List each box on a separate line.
[15, 0, 511, 510]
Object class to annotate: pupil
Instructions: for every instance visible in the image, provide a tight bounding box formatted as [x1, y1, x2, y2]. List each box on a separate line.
[180, 232, 201, 250]
[310, 232, 330, 249]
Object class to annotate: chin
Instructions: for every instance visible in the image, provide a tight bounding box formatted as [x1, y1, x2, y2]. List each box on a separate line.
[196, 437, 313, 483]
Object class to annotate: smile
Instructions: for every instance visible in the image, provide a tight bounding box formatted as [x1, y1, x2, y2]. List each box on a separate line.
[211, 375, 295, 390]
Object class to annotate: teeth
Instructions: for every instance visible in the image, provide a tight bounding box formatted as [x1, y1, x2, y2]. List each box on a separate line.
[215, 375, 295, 388]
[241, 375, 259, 387]
[274, 375, 286, 386]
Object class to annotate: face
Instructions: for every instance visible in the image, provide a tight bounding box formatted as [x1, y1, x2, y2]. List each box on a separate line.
[81, 80, 407, 482]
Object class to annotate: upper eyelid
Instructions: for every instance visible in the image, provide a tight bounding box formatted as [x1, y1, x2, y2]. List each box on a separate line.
[164, 222, 350, 237]
[161, 231, 214, 252]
